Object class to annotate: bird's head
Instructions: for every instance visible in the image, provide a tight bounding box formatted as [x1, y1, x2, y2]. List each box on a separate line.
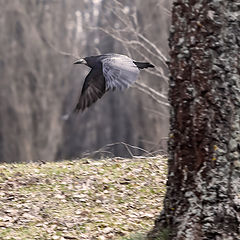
[73, 58, 87, 65]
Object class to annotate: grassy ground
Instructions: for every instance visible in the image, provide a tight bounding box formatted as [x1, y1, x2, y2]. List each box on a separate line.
[0, 156, 167, 240]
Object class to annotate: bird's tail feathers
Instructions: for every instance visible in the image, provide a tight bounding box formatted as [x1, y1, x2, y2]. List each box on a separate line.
[133, 61, 155, 69]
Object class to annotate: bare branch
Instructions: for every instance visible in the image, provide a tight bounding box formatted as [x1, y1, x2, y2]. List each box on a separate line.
[88, 26, 168, 82]
[44, 37, 80, 59]
[130, 45, 169, 82]
[143, 107, 169, 118]
[134, 83, 170, 107]
[103, 3, 168, 65]
[82, 141, 156, 158]
[136, 82, 168, 100]
[137, 32, 168, 63]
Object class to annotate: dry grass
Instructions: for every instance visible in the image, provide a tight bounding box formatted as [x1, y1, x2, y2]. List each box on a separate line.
[0, 156, 167, 240]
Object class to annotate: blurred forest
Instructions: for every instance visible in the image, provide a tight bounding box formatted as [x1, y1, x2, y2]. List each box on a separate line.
[0, 0, 171, 163]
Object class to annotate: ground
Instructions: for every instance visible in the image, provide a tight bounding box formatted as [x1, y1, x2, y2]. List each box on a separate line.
[0, 156, 167, 240]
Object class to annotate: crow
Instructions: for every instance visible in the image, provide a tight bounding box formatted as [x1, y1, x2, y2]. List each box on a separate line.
[73, 53, 154, 112]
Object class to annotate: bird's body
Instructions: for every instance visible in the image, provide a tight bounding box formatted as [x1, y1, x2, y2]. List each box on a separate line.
[73, 53, 154, 112]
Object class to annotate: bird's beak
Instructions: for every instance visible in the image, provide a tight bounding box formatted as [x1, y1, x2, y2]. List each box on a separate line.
[73, 58, 87, 65]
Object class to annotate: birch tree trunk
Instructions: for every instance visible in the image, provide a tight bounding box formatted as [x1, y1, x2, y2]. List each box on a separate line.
[148, 1, 240, 239]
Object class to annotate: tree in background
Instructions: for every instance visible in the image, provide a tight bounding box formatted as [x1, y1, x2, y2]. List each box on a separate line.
[148, 1, 240, 239]
[0, 0, 171, 162]
[60, 0, 171, 159]
[0, 0, 74, 162]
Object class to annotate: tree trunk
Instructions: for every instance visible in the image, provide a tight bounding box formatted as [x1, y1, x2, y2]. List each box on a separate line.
[0, 0, 82, 162]
[148, 1, 240, 239]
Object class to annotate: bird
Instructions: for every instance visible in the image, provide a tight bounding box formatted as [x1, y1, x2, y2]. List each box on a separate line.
[73, 53, 154, 112]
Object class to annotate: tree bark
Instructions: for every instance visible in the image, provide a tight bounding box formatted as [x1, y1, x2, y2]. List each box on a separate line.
[148, 1, 240, 239]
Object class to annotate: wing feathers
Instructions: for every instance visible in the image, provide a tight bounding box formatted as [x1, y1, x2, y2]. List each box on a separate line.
[102, 55, 140, 91]
[74, 68, 105, 112]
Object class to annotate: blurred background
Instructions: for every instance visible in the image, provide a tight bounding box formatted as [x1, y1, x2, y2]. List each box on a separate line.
[0, 0, 171, 163]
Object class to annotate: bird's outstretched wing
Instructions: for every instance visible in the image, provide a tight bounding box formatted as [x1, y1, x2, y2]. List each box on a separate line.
[74, 68, 105, 112]
[101, 55, 140, 91]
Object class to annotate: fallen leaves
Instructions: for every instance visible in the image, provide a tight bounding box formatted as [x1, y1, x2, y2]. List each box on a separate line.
[0, 156, 167, 239]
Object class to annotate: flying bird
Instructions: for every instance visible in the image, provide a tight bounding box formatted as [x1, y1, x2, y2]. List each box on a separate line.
[73, 53, 154, 112]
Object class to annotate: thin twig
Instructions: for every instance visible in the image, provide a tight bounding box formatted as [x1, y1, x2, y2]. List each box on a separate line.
[44, 37, 80, 59]
[136, 82, 168, 100]
[81, 141, 158, 159]
[143, 107, 169, 118]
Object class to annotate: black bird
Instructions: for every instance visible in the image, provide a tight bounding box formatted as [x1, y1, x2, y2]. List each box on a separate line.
[73, 53, 154, 112]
